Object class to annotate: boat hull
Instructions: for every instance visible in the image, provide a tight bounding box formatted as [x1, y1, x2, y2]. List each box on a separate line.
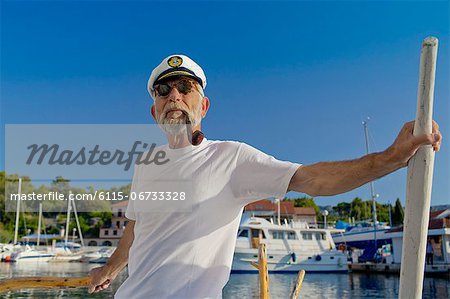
[11, 254, 55, 262]
[232, 249, 348, 273]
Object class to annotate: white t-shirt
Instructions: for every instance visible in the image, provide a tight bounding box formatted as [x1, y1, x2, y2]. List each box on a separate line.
[115, 138, 301, 299]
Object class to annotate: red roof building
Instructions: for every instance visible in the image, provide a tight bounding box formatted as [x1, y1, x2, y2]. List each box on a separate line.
[244, 200, 317, 225]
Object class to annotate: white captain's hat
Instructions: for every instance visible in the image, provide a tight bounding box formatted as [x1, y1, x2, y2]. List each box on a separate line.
[148, 54, 207, 94]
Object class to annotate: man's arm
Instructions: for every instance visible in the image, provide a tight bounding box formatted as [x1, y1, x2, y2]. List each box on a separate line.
[88, 219, 135, 293]
[288, 121, 442, 197]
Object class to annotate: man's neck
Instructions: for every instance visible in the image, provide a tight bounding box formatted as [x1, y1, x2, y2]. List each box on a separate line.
[167, 134, 191, 149]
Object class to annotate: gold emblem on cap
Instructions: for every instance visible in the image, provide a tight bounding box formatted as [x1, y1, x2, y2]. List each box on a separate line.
[167, 56, 183, 68]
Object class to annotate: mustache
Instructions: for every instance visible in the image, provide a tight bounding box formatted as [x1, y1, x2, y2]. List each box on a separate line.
[163, 103, 188, 117]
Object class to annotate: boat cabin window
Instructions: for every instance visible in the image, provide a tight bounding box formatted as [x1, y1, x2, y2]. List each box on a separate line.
[287, 231, 298, 240]
[270, 230, 298, 240]
[302, 232, 313, 240]
[271, 231, 284, 239]
[238, 229, 249, 238]
[315, 233, 326, 240]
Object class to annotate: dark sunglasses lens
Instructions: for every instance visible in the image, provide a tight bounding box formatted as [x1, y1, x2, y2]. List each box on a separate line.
[156, 84, 171, 96]
[177, 80, 192, 94]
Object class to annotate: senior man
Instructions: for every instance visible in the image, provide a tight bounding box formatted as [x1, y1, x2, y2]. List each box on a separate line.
[89, 54, 442, 298]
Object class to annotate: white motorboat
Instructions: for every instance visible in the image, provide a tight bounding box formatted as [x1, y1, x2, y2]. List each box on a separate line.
[9, 245, 55, 262]
[232, 217, 348, 273]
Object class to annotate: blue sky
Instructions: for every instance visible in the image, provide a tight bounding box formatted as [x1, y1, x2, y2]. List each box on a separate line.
[1, 1, 449, 206]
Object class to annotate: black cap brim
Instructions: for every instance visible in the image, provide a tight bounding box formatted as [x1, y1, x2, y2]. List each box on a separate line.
[154, 67, 203, 88]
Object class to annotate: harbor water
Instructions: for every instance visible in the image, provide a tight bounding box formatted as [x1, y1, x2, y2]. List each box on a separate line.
[0, 263, 448, 298]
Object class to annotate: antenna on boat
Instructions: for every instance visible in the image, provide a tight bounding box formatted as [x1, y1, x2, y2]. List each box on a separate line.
[362, 118, 378, 251]
[275, 198, 281, 225]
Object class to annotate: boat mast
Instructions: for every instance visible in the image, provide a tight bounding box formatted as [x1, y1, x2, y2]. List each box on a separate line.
[64, 195, 72, 246]
[37, 203, 42, 247]
[362, 119, 378, 250]
[13, 177, 22, 245]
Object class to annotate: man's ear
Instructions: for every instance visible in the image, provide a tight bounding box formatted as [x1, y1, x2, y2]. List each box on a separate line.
[201, 97, 210, 118]
[150, 105, 157, 121]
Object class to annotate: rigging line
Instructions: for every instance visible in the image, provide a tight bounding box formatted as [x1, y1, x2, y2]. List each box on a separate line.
[368, 128, 379, 153]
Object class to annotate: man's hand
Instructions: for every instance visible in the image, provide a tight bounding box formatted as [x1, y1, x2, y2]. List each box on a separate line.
[386, 120, 442, 167]
[88, 265, 116, 294]
[87, 220, 134, 294]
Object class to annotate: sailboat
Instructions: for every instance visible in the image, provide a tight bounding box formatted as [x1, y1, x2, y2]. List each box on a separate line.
[331, 119, 392, 262]
[6, 181, 85, 263]
[49, 195, 85, 262]
[7, 178, 56, 262]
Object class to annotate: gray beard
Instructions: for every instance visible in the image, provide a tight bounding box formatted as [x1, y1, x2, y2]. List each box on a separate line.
[157, 102, 202, 136]
[159, 118, 188, 136]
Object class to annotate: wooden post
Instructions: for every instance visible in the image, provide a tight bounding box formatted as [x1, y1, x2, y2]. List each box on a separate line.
[0, 276, 91, 293]
[399, 36, 438, 299]
[290, 269, 305, 299]
[258, 243, 270, 299]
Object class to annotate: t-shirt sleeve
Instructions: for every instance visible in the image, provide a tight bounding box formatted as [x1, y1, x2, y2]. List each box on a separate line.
[230, 143, 302, 204]
[125, 164, 140, 220]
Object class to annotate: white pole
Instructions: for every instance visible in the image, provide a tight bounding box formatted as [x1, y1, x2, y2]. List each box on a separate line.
[277, 199, 281, 225]
[399, 36, 438, 299]
[13, 178, 22, 245]
[37, 203, 42, 247]
[322, 210, 328, 229]
[64, 196, 72, 246]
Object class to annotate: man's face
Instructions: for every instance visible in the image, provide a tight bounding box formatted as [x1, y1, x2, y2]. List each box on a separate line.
[151, 77, 209, 135]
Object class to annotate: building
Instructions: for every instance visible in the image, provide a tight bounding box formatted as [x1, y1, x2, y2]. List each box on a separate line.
[243, 200, 317, 225]
[86, 201, 129, 246]
[387, 208, 450, 266]
[100, 201, 129, 239]
[293, 207, 317, 225]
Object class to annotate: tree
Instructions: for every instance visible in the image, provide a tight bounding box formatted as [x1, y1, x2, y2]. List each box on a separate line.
[333, 202, 351, 218]
[350, 197, 366, 221]
[392, 198, 404, 226]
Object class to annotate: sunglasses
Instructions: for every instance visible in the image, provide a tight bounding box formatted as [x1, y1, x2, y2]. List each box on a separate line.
[154, 79, 196, 97]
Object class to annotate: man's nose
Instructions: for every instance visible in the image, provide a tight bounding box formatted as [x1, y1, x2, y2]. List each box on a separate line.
[168, 86, 182, 102]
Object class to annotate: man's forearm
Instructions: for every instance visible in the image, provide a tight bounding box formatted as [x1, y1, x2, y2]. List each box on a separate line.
[289, 148, 403, 197]
[104, 220, 135, 277]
